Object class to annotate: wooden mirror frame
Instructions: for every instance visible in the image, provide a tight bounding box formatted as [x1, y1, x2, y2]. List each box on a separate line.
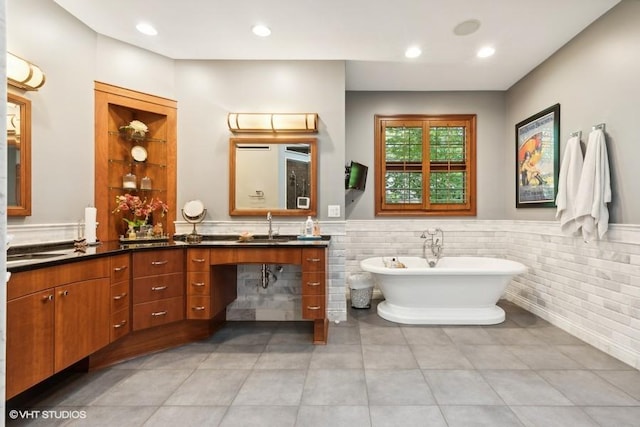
[7, 93, 32, 216]
[229, 137, 317, 216]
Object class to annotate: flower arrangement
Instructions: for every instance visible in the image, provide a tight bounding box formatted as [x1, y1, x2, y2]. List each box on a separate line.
[113, 193, 168, 229]
[119, 120, 148, 140]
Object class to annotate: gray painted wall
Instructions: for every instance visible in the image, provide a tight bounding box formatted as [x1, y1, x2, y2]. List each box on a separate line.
[6, 0, 638, 227]
[7, 0, 97, 224]
[175, 60, 345, 221]
[504, 0, 640, 224]
[7, 0, 345, 226]
[345, 91, 505, 219]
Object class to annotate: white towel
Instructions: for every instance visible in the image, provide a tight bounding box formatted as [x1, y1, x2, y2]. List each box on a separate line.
[555, 135, 583, 235]
[574, 128, 611, 241]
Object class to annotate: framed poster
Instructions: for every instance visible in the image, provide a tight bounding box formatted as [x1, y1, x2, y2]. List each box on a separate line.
[515, 104, 560, 208]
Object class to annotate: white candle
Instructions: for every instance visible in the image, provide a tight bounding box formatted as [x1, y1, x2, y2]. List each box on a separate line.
[84, 207, 97, 244]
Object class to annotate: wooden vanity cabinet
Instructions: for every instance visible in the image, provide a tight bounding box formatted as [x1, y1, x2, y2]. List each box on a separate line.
[132, 249, 185, 330]
[110, 253, 131, 342]
[6, 259, 110, 399]
[186, 248, 211, 319]
[54, 278, 110, 371]
[301, 247, 327, 320]
[6, 290, 54, 399]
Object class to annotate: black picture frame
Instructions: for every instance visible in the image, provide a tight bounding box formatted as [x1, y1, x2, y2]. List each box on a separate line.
[515, 103, 560, 208]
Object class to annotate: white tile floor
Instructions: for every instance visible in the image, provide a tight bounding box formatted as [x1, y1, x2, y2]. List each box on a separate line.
[6, 300, 640, 426]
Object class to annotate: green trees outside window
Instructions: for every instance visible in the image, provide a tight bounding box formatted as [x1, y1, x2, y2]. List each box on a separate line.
[374, 115, 476, 216]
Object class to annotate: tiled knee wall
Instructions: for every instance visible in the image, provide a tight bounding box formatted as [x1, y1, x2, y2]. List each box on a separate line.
[346, 220, 640, 369]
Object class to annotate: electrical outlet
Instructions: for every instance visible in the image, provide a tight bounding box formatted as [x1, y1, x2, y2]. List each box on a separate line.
[328, 205, 340, 218]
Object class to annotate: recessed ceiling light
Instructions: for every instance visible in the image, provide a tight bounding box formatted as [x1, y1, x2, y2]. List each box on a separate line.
[252, 24, 271, 37]
[405, 46, 422, 59]
[454, 19, 481, 36]
[477, 46, 496, 58]
[136, 22, 158, 36]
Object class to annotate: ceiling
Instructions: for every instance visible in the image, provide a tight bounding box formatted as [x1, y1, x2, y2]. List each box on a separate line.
[53, 0, 620, 91]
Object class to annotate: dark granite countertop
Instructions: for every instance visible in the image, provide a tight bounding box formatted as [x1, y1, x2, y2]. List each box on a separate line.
[6, 234, 331, 272]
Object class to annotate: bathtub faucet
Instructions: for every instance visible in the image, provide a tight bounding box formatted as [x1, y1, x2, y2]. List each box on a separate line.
[420, 228, 444, 267]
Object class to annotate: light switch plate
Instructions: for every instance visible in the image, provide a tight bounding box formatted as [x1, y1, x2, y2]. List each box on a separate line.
[328, 205, 340, 218]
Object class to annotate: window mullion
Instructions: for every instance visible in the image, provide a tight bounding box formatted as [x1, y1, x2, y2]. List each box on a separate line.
[423, 121, 431, 210]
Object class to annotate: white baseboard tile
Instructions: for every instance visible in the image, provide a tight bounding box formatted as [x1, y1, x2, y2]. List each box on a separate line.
[505, 289, 640, 369]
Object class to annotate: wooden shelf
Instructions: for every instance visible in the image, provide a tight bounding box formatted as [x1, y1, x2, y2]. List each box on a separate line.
[95, 82, 177, 242]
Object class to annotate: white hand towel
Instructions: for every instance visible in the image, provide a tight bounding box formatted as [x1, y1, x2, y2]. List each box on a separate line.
[574, 129, 611, 241]
[555, 135, 583, 235]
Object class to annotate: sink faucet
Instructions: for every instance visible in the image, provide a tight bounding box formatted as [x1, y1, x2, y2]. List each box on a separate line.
[267, 211, 273, 240]
[420, 228, 444, 267]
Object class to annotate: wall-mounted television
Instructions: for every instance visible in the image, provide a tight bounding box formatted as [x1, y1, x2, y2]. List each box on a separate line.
[345, 161, 368, 191]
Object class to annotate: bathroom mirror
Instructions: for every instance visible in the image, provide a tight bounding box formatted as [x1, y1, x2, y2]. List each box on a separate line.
[230, 137, 317, 216]
[7, 93, 32, 216]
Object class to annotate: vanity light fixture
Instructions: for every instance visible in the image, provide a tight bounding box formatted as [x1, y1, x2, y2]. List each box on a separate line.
[7, 52, 46, 90]
[227, 113, 318, 133]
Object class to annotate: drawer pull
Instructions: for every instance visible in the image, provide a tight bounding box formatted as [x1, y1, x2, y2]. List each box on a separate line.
[151, 286, 168, 291]
[42, 294, 54, 302]
[307, 282, 321, 287]
[306, 305, 321, 310]
[113, 265, 128, 272]
[192, 306, 206, 311]
[192, 282, 206, 287]
[113, 292, 128, 300]
[306, 258, 321, 262]
[59, 290, 69, 297]
[192, 258, 206, 263]
[113, 320, 127, 329]
[151, 260, 169, 266]
[151, 311, 168, 317]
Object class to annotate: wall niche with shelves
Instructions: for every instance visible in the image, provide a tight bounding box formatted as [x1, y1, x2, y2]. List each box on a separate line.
[94, 82, 177, 242]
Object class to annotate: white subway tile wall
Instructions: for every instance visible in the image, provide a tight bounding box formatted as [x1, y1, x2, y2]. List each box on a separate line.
[345, 220, 640, 369]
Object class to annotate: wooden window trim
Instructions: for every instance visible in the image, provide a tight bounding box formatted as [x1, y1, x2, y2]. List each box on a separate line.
[374, 114, 477, 216]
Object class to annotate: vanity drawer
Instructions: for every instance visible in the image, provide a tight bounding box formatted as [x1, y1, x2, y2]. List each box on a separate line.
[301, 248, 326, 272]
[110, 309, 130, 342]
[133, 273, 184, 303]
[110, 254, 131, 283]
[302, 272, 325, 296]
[133, 297, 184, 331]
[133, 249, 184, 278]
[302, 295, 326, 319]
[187, 272, 210, 296]
[187, 296, 211, 319]
[110, 281, 130, 313]
[187, 249, 210, 271]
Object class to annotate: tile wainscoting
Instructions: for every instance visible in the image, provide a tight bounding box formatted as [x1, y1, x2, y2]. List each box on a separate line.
[346, 219, 640, 369]
[7, 219, 640, 367]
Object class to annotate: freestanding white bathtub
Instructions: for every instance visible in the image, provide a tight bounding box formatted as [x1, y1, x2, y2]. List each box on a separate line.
[359, 256, 527, 325]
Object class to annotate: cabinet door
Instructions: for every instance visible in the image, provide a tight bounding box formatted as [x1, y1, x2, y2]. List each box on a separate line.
[54, 278, 110, 372]
[6, 290, 55, 399]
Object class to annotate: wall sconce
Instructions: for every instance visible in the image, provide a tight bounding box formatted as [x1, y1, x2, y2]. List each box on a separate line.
[228, 113, 318, 133]
[7, 52, 46, 90]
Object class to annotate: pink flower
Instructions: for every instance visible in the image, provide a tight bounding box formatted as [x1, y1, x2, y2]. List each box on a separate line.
[113, 194, 168, 228]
